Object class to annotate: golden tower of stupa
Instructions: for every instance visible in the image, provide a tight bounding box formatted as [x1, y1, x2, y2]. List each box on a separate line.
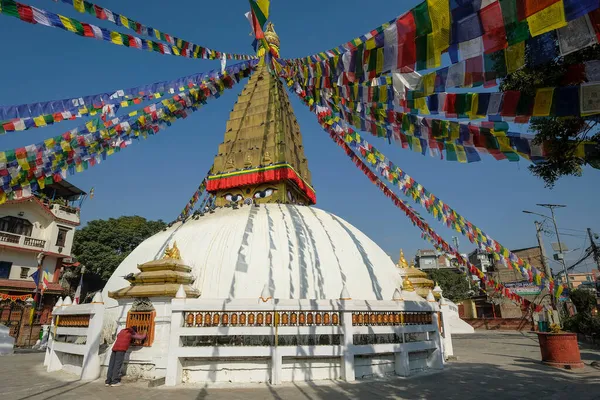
[206, 23, 314, 207]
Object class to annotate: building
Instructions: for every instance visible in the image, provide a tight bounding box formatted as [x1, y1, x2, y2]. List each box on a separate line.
[96, 25, 445, 385]
[464, 246, 549, 320]
[0, 180, 84, 346]
[559, 271, 598, 290]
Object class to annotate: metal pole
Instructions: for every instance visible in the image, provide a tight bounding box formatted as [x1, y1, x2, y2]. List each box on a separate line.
[587, 228, 600, 270]
[548, 207, 571, 289]
[535, 221, 555, 309]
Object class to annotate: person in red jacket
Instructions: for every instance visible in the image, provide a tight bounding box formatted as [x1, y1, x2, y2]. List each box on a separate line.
[105, 326, 146, 387]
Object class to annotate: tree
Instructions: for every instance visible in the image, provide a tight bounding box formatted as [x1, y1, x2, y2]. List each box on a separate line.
[426, 269, 471, 302]
[497, 43, 600, 187]
[72, 216, 166, 282]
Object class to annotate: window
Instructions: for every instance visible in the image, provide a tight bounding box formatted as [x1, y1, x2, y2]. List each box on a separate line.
[0, 261, 12, 279]
[55, 228, 69, 247]
[20, 267, 29, 279]
[0, 216, 33, 236]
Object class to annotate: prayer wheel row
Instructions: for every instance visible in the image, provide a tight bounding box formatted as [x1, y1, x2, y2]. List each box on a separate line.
[184, 311, 341, 327]
[351, 312, 432, 326]
[56, 314, 90, 327]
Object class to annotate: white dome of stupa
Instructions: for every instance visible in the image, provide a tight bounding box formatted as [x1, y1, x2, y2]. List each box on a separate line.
[102, 204, 412, 307]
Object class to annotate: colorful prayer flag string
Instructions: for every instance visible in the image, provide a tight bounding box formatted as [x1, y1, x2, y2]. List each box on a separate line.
[0, 60, 258, 133]
[0, 0, 254, 62]
[0, 63, 256, 204]
[55, 0, 256, 60]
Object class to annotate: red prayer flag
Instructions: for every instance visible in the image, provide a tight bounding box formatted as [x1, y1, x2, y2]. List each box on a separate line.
[396, 12, 417, 71]
[500, 91, 520, 116]
[17, 4, 35, 24]
[480, 2, 507, 53]
[518, 0, 560, 20]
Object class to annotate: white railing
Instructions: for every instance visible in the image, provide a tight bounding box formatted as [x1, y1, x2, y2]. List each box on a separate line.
[44, 294, 104, 380]
[0, 230, 46, 250]
[50, 204, 80, 223]
[165, 296, 444, 386]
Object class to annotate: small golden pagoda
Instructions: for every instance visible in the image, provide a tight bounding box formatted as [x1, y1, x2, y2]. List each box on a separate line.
[396, 249, 434, 298]
[109, 242, 200, 299]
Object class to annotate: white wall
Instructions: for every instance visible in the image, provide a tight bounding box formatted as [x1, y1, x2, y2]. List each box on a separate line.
[1, 247, 59, 282]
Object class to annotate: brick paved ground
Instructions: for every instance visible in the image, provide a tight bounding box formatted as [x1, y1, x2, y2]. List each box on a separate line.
[2, 331, 599, 400]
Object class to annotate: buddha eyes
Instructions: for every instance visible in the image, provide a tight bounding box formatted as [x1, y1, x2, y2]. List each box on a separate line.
[224, 193, 243, 202]
[254, 188, 276, 199]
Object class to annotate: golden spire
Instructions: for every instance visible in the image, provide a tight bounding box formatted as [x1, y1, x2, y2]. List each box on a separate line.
[398, 249, 409, 269]
[163, 242, 181, 260]
[402, 276, 415, 292]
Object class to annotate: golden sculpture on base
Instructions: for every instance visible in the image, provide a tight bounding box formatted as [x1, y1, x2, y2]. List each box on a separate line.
[396, 248, 434, 298]
[163, 242, 181, 260]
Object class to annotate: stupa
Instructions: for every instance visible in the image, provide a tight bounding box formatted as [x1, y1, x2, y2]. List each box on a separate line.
[99, 24, 442, 385]
[396, 249, 434, 298]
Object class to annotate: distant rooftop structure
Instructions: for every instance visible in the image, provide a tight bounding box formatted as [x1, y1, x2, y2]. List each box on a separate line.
[39, 180, 86, 202]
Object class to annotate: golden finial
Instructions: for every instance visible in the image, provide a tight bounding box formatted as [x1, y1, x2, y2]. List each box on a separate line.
[163, 242, 181, 260]
[402, 276, 415, 292]
[398, 249, 409, 269]
[409, 260, 416, 269]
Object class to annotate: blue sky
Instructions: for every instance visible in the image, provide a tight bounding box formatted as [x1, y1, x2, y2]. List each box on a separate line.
[0, 0, 598, 274]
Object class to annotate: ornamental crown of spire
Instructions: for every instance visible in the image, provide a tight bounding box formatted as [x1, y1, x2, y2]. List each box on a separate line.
[264, 22, 280, 49]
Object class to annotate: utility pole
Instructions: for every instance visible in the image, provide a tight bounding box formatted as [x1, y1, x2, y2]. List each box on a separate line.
[535, 221, 555, 309]
[587, 228, 600, 270]
[537, 204, 571, 289]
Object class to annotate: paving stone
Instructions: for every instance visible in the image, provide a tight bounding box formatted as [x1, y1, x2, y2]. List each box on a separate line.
[1, 331, 599, 400]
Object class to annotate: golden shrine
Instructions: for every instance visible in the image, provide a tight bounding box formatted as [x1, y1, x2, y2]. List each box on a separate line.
[206, 24, 315, 207]
[396, 249, 434, 298]
[108, 243, 200, 299]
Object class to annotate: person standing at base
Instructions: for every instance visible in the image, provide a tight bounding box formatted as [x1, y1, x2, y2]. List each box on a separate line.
[105, 326, 146, 387]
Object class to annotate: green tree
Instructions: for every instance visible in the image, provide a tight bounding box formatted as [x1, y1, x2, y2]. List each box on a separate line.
[72, 216, 166, 281]
[497, 43, 600, 187]
[426, 269, 471, 302]
[562, 289, 600, 336]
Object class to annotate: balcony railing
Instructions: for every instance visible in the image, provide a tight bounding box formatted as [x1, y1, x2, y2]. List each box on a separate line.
[0, 231, 20, 244]
[0, 231, 46, 249]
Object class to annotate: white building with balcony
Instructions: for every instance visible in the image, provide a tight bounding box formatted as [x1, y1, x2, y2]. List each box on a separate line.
[0, 181, 84, 346]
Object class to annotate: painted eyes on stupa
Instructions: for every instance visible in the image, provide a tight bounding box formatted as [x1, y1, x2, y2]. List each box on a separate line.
[253, 188, 276, 199]
[224, 193, 243, 202]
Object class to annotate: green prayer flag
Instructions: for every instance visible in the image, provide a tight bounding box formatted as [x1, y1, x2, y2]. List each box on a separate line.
[499, 0, 530, 45]
[1, 0, 18, 17]
[250, 0, 267, 28]
[445, 143, 458, 161]
[415, 35, 428, 71]
[412, 2, 433, 37]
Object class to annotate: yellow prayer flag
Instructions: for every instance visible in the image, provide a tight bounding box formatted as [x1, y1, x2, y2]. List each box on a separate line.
[532, 88, 554, 116]
[527, 1, 567, 37]
[422, 73, 436, 96]
[120, 15, 129, 29]
[33, 116, 47, 127]
[426, 33, 441, 69]
[412, 136, 423, 153]
[376, 47, 384, 76]
[575, 142, 586, 158]
[107, 148, 114, 156]
[456, 145, 467, 163]
[257, 0, 270, 19]
[110, 31, 124, 46]
[120, 101, 128, 107]
[379, 86, 388, 103]
[59, 16, 77, 33]
[85, 120, 97, 133]
[154, 29, 161, 39]
[0, 192, 5, 205]
[172, 47, 180, 56]
[414, 97, 429, 115]
[365, 36, 377, 50]
[73, 0, 85, 12]
[427, 0, 450, 52]
[505, 41, 525, 74]
[76, 164, 83, 173]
